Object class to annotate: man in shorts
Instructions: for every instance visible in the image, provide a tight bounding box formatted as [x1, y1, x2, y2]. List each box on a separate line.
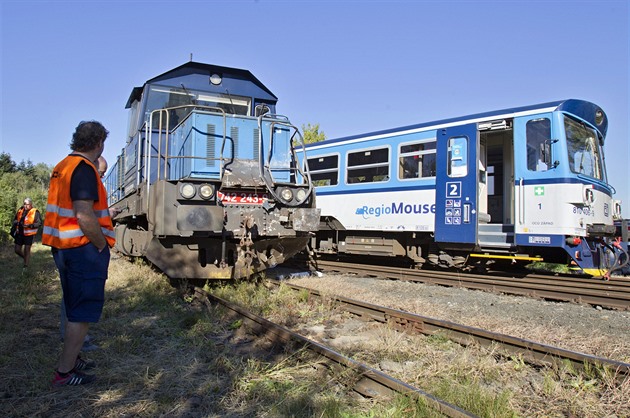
[43, 121, 115, 387]
[13, 197, 42, 268]
[59, 155, 110, 352]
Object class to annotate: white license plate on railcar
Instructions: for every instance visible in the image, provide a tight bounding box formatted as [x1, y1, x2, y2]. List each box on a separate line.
[217, 190, 269, 205]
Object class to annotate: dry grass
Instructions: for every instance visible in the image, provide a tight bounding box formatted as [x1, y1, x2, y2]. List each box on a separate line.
[0, 244, 435, 417]
[228, 281, 630, 418]
[4, 245, 627, 417]
[0, 243, 230, 417]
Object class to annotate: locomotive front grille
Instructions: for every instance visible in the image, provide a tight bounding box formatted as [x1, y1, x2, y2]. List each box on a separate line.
[231, 126, 239, 158]
[206, 124, 216, 166]
[253, 128, 260, 161]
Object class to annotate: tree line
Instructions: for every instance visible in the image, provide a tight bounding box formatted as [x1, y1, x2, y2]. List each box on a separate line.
[0, 152, 52, 245]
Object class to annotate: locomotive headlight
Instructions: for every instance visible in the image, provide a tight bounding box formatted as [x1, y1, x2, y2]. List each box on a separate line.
[209, 73, 222, 85]
[280, 188, 293, 202]
[180, 183, 196, 199]
[199, 184, 215, 200]
[296, 188, 307, 202]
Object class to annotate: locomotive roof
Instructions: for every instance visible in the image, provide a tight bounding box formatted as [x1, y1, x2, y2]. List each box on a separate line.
[310, 99, 608, 147]
[125, 61, 278, 108]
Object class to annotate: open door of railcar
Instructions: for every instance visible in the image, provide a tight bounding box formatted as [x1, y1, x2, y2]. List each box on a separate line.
[434, 123, 479, 249]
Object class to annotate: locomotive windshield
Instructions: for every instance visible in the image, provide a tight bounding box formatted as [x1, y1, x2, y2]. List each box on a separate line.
[145, 85, 251, 129]
[565, 115, 603, 180]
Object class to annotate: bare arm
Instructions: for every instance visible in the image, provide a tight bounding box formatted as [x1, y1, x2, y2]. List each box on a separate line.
[74, 199, 107, 251]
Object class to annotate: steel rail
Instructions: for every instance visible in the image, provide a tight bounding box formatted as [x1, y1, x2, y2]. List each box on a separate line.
[193, 288, 476, 418]
[314, 259, 630, 310]
[268, 279, 630, 378]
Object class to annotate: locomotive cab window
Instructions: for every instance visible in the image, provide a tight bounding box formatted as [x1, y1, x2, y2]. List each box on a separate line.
[307, 154, 339, 187]
[565, 116, 603, 180]
[196, 93, 250, 115]
[526, 118, 551, 171]
[347, 147, 389, 184]
[146, 86, 251, 130]
[447, 136, 468, 177]
[398, 139, 437, 179]
[126, 99, 141, 140]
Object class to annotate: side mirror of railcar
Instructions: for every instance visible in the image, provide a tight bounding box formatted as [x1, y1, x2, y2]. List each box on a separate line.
[541, 139, 559, 170]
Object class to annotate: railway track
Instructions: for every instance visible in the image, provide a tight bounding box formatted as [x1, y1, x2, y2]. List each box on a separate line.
[193, 287, 475, 418]
[312, 259, 630, 310]
[268, 279, 630, 379]
[194, 279, 629, 416]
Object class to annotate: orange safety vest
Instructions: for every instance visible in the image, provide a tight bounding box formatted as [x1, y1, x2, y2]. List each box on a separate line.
[16, 207, 39, 236]
[42, 155, 116, 249]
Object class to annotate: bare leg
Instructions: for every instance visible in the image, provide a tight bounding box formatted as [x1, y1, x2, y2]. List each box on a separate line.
[57, 321, 89, 373]
[60, 300, 67, 341]
[23, 245, 31, 267]
[14, 244, 24, 259]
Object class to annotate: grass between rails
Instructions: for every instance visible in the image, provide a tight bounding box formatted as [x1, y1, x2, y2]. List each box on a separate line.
[0, 244, 445, 418]
[215, 281, 630, 418]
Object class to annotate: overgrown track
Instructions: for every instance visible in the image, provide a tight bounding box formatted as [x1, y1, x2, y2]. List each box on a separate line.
[313, 259, 630, 310]
[269, 279, 630, 380]
[193, 287, 476, 418]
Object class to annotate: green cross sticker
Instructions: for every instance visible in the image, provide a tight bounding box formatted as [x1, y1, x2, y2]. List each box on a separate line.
[534, 186, 545, 196]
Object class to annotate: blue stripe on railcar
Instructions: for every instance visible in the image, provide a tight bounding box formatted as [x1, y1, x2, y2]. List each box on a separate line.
[315, 178, 613, 199]
[315, 183, 435, 196]
[520, 177, 613, 195]
[308, 99, 607, 149]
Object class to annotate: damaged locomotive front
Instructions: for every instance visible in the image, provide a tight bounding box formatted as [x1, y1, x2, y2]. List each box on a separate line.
[104, 62, 320, 279]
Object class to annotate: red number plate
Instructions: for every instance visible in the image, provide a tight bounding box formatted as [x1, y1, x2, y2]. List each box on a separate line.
[217, 191, 269, 205]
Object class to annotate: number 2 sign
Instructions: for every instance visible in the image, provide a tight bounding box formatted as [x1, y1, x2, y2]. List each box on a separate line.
[446, 182, 461, 198]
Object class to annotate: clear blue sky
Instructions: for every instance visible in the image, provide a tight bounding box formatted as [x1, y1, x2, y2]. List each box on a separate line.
[1, 0, 628, 216]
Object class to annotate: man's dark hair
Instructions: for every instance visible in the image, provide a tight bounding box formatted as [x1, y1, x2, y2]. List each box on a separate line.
[70, 121, 109, 152]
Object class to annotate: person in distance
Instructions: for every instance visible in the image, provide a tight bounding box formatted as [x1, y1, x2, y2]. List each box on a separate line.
[12, 197, 42, 268]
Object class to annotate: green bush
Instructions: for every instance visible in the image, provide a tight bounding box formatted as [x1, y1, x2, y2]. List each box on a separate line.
[0, 152, 51, 245]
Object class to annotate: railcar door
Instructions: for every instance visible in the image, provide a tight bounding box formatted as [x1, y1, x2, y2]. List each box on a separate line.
[435, 123, 479, 248]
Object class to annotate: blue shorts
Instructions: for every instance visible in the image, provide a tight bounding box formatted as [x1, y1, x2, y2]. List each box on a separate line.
[52, 244, 110, 323]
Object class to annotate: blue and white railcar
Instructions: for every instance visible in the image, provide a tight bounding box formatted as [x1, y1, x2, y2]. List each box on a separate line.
[305, 99, 627, 277]
[104, 62, 320, 279]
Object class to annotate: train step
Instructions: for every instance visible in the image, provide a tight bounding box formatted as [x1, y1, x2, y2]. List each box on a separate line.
[478, 223, 515, 248]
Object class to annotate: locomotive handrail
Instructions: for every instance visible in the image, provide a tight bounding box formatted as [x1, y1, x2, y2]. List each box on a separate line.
[257, 116, 314, 206]
[145, 105, 229, 228]
[149, 105, 229, 177]
[146, 110, 168, 225]
[169, 105, 227, 180]
[264, 113, 291, 122]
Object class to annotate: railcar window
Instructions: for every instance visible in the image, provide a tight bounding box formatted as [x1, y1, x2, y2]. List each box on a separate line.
[398, 140, 437, 179]
[307, 154, 339, 186]
[526, 118, 551, 171]
[564, 116, 603, 180]
[447, 136, 468, 177]
[347, 148, 389, 184]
